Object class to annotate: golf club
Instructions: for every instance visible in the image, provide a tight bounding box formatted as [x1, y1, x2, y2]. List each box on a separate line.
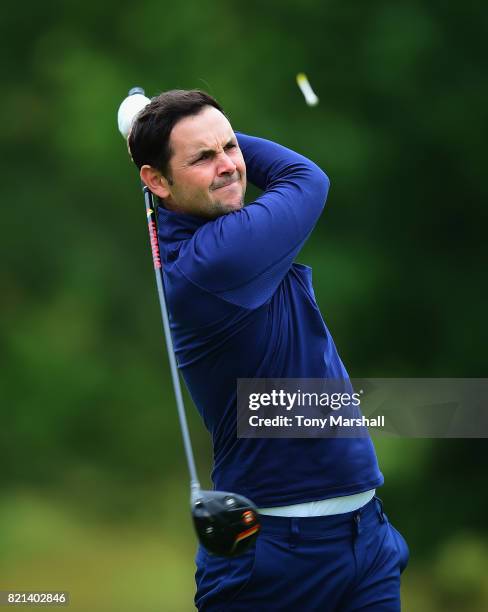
[117, 87, 261, 557]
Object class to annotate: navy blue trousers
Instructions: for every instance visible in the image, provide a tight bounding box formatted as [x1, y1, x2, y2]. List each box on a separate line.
[195, 497, 409, 611]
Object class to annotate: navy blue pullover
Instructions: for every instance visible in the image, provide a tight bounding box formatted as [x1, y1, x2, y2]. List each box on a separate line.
[157, 133, 383, 507]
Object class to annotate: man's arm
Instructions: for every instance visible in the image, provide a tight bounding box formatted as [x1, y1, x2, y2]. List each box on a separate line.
[177, 133, 330, 309]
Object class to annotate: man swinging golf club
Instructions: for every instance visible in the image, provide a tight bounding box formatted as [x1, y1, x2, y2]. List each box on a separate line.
[127, 89, 409, 611]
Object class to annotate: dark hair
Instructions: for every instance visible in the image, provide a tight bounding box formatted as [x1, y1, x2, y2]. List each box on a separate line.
[128, 89, 224, 176]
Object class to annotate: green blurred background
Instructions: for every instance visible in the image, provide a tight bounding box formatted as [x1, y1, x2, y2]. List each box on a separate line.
[1, 1, 487, 610]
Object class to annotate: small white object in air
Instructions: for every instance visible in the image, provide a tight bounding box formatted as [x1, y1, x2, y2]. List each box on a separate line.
[296, 73, 319, 107]
[117, 93, 151, 138]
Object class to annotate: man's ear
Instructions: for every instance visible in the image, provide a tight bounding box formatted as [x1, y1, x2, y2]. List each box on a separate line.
[140, 165, 172, 199]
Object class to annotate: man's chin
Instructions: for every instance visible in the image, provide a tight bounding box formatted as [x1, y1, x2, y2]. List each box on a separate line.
[224, 198, 244, 211]
[213, 188, 244, 209]
[207, 198, 243, 218]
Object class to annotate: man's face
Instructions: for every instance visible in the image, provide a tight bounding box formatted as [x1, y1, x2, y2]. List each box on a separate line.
[158, 106, 247, 219]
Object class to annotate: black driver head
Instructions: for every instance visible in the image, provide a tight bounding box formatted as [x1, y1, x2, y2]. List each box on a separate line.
[192, 490, 261, 557]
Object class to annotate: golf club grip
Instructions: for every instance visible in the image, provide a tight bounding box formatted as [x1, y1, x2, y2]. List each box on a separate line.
[143, 186, 200, 493]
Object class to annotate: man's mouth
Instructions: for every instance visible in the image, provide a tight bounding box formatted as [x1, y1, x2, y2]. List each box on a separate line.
[211, 175, 240, 191]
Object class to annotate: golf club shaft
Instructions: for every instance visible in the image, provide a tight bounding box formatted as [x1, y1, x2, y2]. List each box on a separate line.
[143, 185, 201, 499]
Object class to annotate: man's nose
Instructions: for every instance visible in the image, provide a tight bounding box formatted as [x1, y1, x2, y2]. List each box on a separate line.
[216, 152, 237, 175]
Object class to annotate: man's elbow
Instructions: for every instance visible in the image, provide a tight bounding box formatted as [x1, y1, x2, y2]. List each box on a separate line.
[309, 165, 330, 211]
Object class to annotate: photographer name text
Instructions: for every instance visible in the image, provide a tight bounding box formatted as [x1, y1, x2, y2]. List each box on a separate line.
[249, 414, 385, 428]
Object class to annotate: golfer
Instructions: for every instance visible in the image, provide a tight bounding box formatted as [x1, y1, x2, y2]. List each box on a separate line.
[129, 90, 409, 611]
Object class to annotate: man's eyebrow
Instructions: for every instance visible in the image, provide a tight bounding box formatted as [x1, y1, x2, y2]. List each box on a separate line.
[188, 138, 237, 161]
[188, 147, 215, 161]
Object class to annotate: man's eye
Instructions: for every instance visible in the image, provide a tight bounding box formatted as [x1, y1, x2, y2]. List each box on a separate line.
[225, 143, 237, 150]
[194, 152, 211, 163]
